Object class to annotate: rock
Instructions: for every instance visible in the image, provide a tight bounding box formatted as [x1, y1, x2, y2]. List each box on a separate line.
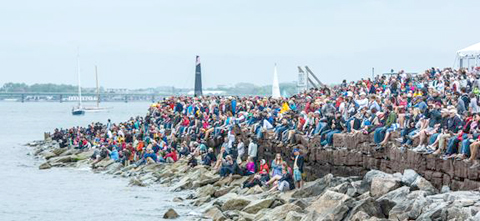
[416, 202, 448, 220]
[74, 150, 94, 161]
[38, 162, 51, 170]
[292, 174, 345, 198]
[306, 190, 353, 220]
[242, 198, 275, 214]
[214, 186, 234, 198]
[40, 151, 57, 160]
[300, 211, 321, 221]
[370, 177, 401, 197]
[204, 206, 227, 221]
[401, 169, 419, 186]
[360, 170, 394, 192]
[193, 196, 211, 206]
[345, 198, 385, 220]
[93, 158, 114, 168]
[440, 185, 450, 193]
[48, 155, 76, 164]
[256, 203, 302, 221]
[197, 184, 216, 198]
[172, 197, 183, 202]
[221, 198, 251, 211]
[59, 148, 79, 156]
[411, 176, 437, 195]
[163, 208, 179, 219]
[376, 186, 410, 216]
[285, 211, 304, 221]
[388, 190, 429, 220]
[350, 211, 371, 221]
[129, 177, 145, 187]
[51, 148, 67, 156]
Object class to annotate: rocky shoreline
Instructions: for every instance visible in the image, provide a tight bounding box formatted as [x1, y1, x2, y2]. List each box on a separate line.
[29, 139, 480, 221]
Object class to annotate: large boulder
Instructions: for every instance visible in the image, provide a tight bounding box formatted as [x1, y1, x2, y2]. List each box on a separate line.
[256, 203, 302, 221]
[376, 186, 410, 216]
[306, 190, 353, 220]
[163, 208, 179, 219]
[242, 198, 275, 214]
[40, 151, 57, 160]
[214, 186, 234, 198]
[204, 206, 226, 221]
[388, 190, 429, 220]
[411, 176, 437, 195]
[292, 174, 346, 198]
[48, 155, 76, 164]
[221, 198, 251, 211]
[285, 211, 305, 221]
[196, 184, 216, 198]
[360, 170, 395, 193]
[38, 162, 51, 170]
[344, 198, 385, 220]
[401, 169, 419, 186]
[370, 177, 401, 197]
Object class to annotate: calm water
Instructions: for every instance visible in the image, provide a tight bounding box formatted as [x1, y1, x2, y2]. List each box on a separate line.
[0, 102, 196, 221]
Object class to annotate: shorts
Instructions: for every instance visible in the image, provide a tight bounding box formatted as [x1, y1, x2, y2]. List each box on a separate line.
[293, 169, 302, 182]
[278, 181, 290, 192]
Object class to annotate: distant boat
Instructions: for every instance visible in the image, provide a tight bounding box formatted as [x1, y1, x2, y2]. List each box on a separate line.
[72, 49, 85, 116]
[83, 65, 111, 113]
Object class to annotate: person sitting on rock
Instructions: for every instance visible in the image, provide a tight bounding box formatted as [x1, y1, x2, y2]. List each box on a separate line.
[268, 163, 294, 192]
[243, 156, 255, 176]
[242, 174, 263, 188]
[187, 154, 197, 168]
[258, 159, 270, 182]
[271, 153, 284, 178]
[164, 148, 178, 163]
[202, 148, 217, 166]
[219, 155, 235, 177]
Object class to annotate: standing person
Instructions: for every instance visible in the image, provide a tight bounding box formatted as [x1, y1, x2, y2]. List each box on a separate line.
[237, 139, 245, 164]
[248, 137, 258, 171]
[292, 149, 305, 189]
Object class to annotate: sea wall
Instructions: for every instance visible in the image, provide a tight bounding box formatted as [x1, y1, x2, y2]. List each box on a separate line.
[254, 132, 480, 191]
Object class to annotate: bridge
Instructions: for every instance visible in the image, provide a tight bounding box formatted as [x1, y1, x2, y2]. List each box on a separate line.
[0, 92, 173, 103]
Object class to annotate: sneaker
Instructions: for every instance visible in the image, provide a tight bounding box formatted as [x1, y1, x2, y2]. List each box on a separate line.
[470, 162, 480, 169]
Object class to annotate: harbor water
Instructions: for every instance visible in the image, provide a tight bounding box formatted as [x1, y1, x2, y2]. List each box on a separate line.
[0, 102, 197, 221]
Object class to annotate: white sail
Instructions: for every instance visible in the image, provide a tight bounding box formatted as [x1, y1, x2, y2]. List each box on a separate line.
[272, 64, 281, 99]
[77, 49, 82, 107]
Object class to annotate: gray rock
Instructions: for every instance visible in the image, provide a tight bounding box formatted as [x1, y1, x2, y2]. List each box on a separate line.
[411, 176, 437, 195]
[360, 170, 394, 193]
[306, 190, 353, 220]
[221, 198, 251, 211]
[285, 211, 304, 221]
[172, 197, 183, 202]
[204, 206, 226, 221]
[38, 162, 51, 170]
[256, 203, 302, 221]
[292, 174, 346, 198]
[376, 186, 410, 216]
[401, 169, 419, 186]
[196, 184, 216, 198]
[388, 190, 429, 220]
[163, 208, 179, 219]
[242, 198, 274, 214]
[440, 185, 450, 193]
[345, 197, 385, 220]
[370, 177, 401, 197]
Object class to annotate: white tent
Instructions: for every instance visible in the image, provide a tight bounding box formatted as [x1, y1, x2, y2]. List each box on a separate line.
[272, 64, 281, 99]
[456, 42, 480, 68]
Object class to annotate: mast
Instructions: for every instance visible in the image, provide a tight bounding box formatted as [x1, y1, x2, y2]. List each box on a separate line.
[77, 49, 82, 107]
[272, 64, 281, 98]
[194, 55, 203, 97]
[95, 65, 99, 107]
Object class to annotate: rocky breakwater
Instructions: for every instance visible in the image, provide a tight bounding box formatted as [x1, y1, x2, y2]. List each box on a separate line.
[29, 140, 480, 221]
[256, 132, 480, 191]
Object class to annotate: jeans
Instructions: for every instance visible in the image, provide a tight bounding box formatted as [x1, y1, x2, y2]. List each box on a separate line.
[321, 130, 341, 146]
[313, 122, 327, 136]
[374, 127, 386, 144]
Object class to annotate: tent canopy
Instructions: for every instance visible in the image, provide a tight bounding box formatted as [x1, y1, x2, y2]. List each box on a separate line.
[457, 42, 480, 58]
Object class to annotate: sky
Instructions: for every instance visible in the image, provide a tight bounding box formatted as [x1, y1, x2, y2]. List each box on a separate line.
[1, 0, 479, 89]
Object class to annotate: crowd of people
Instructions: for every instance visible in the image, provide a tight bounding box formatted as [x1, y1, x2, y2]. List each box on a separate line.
[50, 66, 480, 192]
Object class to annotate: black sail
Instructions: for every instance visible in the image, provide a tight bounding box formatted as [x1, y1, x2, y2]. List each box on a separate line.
[194, 55, 203, 97]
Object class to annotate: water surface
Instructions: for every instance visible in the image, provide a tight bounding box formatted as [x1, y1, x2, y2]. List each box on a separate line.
[0, 102, 195, 221]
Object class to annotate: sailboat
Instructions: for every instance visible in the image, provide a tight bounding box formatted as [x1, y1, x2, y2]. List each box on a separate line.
[72, 50, 85, 116]
[83, 65, 110, 112]
[272, 64, 281, 99]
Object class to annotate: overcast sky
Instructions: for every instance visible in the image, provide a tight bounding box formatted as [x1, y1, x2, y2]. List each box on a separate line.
[1, 0, 479, 89]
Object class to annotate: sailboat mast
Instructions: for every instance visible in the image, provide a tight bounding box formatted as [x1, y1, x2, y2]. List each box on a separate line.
[77, 50, 82, 107]
[95, 65, 99, 107]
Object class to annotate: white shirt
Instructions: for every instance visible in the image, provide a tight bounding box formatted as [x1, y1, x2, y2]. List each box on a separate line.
[248, 142, 258, 157]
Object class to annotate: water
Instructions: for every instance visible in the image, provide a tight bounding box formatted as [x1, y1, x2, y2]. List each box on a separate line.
[0, 102, 196, 221]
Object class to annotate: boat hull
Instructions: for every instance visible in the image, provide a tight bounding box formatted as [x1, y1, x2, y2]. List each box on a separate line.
[72, 109, 85, 115]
